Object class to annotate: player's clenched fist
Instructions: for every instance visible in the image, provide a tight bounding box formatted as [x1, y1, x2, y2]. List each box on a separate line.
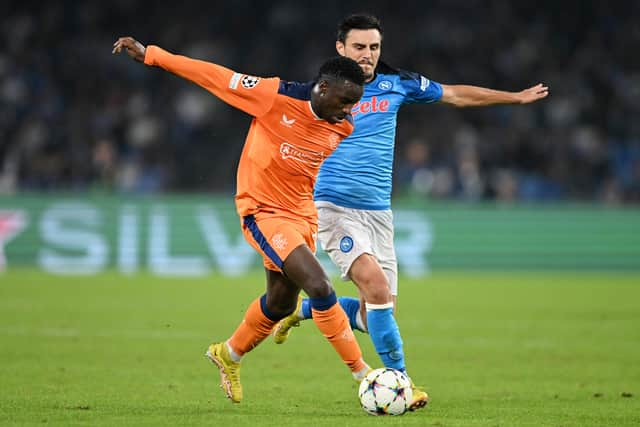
[112, 37, 146, 62]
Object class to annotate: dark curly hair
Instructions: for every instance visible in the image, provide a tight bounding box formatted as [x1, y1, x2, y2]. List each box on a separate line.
[317, 56, 365, 86]
[337, 14, 383, 43]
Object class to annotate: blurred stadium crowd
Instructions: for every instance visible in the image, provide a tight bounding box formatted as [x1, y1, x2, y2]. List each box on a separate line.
[1, 0, 638, 203]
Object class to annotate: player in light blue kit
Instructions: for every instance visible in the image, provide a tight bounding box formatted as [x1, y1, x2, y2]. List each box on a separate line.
[273, 14, 549, 410]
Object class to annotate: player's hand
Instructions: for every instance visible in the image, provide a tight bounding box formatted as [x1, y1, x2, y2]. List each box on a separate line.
[517, 83, 549, 104]
[112, 37, 146, 62]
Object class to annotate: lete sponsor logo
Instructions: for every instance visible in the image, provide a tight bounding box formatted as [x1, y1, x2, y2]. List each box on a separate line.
[351, 96, 389, 117]
[0, 210, 28, 271]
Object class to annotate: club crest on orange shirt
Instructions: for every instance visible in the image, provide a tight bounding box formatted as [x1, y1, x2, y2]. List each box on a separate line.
[271, 233, 288, 251]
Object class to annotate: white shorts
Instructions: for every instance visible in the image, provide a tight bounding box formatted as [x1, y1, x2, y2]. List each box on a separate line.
[315, 201, 398, 296]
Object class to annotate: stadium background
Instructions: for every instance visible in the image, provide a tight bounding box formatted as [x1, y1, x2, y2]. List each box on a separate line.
[1, 0, 639, 274]
[2, 0, 639, 201]
[0, 1, 639, 426]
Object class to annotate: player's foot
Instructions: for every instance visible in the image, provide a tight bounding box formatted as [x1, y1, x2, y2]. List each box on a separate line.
[205, 342, 242, 403]
[353, 367, 373, 383]
[272, 296, 303, 344]
[408, 381, 429, 411]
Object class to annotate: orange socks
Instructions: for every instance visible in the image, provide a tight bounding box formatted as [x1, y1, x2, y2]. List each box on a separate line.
[312, 303, 367, 373]
[228, 297, 278, 356]
[227, 294, 367, 375]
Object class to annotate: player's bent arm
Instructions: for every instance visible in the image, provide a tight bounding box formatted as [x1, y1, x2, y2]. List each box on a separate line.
[440, 83, 549, 107]
[143, 45, 279, 117]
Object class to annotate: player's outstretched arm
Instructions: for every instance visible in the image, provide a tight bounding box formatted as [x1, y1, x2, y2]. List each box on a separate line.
[112, 36, 278, 117]
[440, 83, 549, 107]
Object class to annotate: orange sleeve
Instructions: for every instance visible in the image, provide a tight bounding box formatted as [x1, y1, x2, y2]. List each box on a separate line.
[144, 45, 279, 117]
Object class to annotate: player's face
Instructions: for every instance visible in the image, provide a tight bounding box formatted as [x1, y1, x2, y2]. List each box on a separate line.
[336, 29, 382, 83]
[314, 80, 363, 124]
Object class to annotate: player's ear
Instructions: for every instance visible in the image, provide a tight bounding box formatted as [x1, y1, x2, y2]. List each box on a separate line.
[336, 41, 345, 56]
[318, 80, 329, 96]
[313, 80, 329, 98]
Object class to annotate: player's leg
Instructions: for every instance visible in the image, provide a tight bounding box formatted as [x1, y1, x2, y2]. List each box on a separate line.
[372, 213, 428, 411]
[271, 204, 394, 346]
[226, 269, 299, 358]
[236, 212, 369, 377]
[348, 253, 405, 372]
[287, 257, 396, 336]
[207, 269, 297, 403]
[287, 248, 428, 410]
[276, 294, 365, 339]
[347, 228, 428, 411]
[207, 215, 301, 403]
[206, 292, 278, 404]
[273, 203, 370, 339]
[282, 243, 370, 380]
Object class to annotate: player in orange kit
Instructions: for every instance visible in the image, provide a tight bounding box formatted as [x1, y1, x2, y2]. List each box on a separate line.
[113, 36, 371, 403]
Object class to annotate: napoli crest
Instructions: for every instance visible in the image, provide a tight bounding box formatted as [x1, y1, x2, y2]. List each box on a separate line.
[378, 80, 392, 90]
[339, 236, 354, 253]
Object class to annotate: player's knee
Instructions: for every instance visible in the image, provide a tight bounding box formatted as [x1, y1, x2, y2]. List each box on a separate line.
[351, 264, 392, 304]
[265, 297, 298, 319]
[303, 277, 334, 299]
[357, 277, 392, 305]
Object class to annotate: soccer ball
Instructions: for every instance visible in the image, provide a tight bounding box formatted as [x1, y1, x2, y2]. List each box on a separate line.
[358, 368, 413, 416]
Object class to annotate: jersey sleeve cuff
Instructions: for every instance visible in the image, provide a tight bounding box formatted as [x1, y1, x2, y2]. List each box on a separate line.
[144, 45, 164, 66]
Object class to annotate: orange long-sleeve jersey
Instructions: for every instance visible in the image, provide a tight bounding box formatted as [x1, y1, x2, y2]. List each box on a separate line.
[144, 46, 354, 222]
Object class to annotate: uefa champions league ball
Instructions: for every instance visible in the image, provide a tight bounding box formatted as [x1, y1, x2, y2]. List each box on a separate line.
[358, 368, 413, 416]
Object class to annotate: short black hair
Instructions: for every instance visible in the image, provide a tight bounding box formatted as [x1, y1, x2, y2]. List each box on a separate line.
[337, 14, 383, 43]
[317, 56, 365, 86]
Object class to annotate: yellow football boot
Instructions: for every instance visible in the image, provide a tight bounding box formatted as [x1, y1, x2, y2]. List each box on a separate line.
[205, 342, 242, 403]
[272, 296, 303, 344]
[408, 380, 429, 411]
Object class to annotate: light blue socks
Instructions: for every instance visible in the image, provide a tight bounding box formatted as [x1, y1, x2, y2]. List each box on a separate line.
[366, 302, 406, 373]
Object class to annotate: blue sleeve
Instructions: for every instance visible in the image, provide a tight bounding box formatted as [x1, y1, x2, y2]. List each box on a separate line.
[398, 69, 443, 104]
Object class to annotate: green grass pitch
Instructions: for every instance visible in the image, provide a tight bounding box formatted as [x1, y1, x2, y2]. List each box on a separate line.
[1, 270, 639, 426]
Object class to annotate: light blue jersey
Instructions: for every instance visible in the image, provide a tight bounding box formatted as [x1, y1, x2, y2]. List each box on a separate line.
[314, 62, 443, 210]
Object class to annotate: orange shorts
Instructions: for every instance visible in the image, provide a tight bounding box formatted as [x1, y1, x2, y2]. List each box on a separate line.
[241, 212, 317, 272]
